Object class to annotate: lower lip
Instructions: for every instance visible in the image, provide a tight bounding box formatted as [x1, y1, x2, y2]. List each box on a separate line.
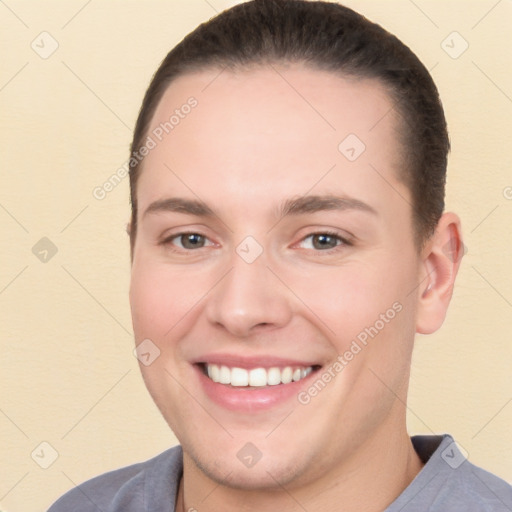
[195, 365, 318, 412]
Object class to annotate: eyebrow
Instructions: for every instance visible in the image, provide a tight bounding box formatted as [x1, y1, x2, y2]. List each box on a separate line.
[143, 197, 215, 218]
[142, 194, 378, 220]
[278, 194, 378, 217]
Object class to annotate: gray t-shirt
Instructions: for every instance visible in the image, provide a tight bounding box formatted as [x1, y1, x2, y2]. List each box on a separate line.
[48, 434, 512, 511]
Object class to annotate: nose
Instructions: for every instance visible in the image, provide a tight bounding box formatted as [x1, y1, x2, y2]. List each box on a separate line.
[205, 250, 293, 338]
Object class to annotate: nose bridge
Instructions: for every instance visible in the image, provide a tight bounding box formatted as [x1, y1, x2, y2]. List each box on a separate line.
[205, 243, 292, 337]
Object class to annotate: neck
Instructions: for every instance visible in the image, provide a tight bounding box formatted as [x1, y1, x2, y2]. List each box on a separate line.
[176, 417, 424, 512]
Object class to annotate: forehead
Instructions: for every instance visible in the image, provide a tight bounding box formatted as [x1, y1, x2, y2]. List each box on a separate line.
[148, 64, 399, 148]
[137, 64, 407, 220]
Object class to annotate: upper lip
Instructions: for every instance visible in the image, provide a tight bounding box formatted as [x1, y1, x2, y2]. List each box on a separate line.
[194, 354, 321, 369]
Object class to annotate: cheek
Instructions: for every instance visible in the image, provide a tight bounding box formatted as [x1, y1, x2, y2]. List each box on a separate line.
[303, 269, 385, 325]
[129, 261, 194, 340]
[300, 258, 416, 350]
[129, 263, 200, 428]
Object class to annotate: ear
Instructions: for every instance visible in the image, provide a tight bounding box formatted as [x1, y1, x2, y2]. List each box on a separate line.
[126, 221, 132, 236]
[415, 212, 465, 335]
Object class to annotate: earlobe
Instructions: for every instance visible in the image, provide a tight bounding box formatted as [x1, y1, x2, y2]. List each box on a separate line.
[415, 212, 464, 335]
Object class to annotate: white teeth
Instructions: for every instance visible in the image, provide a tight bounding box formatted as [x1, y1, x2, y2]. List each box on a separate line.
[231, 367, 249, 386]
[204, 364, 315, 387]
[248, 368, 267, 387]
[209, 364, 220, 383]
[281, 367, 293, 384]
[219, 365, 231, 384]
[267, 367, 281, 386]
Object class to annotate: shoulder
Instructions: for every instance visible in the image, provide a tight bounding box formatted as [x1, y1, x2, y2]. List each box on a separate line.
[47, 445, 183, 512]
[390, 434, 512, 512]
[443, 458, 512, 511]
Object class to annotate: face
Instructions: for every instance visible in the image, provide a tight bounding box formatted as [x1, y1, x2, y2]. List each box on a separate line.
[129, 65, 424, 490]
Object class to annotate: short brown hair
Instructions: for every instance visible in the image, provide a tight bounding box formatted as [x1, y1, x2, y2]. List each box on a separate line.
[128, 0, 449, 254]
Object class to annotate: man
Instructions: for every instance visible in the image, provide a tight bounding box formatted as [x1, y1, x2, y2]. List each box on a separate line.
[49, 0, 512, 510]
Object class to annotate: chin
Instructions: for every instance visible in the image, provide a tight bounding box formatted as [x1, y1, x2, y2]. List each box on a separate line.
[203, 460, 300, 491]
[184, 441, 311, 491]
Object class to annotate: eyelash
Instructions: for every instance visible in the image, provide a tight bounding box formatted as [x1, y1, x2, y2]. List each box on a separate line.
[299, 230, 353, 253]
[160, 230, 352, 254]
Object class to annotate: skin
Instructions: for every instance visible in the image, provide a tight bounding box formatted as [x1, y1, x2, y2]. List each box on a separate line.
[128, 64, 463, 512]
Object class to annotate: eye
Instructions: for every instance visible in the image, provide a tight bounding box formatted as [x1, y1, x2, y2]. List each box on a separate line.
[298, 231, 350, 251]
[161, 232, 214, 250]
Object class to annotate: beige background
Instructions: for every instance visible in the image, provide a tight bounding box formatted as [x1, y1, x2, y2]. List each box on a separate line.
[1, 0, 511, 510]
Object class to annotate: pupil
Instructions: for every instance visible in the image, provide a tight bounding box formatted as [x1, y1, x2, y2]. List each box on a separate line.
[314, 234, 336, 249]
[184, 234, 203, 248]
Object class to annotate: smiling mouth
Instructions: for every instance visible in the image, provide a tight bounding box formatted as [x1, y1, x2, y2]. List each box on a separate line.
[198, 363, 321, 387]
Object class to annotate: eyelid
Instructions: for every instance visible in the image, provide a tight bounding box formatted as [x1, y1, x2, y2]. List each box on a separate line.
[159, 230, 216, 250]
[294, 230, 353, 252]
